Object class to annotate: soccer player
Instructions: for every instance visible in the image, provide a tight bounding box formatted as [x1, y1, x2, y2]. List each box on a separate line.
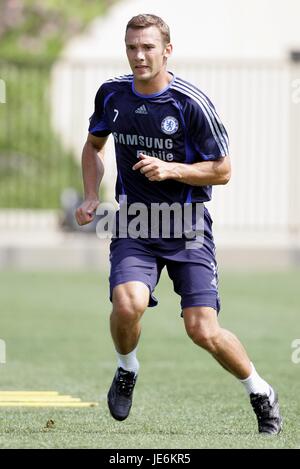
[75, 14, 282, 434]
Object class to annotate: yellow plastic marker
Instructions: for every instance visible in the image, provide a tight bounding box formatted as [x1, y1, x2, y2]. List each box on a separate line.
[0, 391, 98, 407]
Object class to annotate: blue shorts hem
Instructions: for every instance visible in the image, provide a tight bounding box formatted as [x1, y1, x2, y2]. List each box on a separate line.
[180, 296, 221, 317]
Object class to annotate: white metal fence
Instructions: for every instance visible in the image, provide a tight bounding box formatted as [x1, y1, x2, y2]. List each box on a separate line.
[1, 60, 297, 238]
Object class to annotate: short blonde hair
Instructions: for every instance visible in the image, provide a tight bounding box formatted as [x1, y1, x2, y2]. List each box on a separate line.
[126, 14, 170, 45]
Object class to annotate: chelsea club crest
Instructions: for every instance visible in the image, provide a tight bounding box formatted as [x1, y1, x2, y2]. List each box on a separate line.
[161, 116, 179, 135]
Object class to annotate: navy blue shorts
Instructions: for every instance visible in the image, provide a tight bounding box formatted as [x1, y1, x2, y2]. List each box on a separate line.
[109, 207, 221, 315]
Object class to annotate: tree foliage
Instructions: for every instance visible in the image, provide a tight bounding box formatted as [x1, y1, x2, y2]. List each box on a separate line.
[0, 0, 116, 61]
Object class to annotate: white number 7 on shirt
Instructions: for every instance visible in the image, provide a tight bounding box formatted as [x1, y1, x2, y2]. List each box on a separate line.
[113, 109, 119, 122]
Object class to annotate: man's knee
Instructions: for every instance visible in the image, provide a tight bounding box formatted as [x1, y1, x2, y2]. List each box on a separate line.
[112, 281, 149, 322]
[112, 301, 145, 322]
[183, 307, 221, 352]
[187, 327, 221, 352]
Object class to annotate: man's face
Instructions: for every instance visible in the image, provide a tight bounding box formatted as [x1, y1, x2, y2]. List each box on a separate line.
[125, 26, 172, 82]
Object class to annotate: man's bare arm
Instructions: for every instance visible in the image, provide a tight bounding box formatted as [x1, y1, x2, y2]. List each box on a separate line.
[167, 156, 231, 186]
[133, 154, 231, 186]
[75, 133, 108, 225]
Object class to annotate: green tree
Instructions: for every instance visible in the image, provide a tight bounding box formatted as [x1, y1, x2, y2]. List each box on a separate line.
[0, 0, 116, 61]
[0, 0, 116, 207]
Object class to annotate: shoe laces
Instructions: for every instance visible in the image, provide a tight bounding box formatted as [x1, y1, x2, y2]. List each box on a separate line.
[251, 394, 272, 420]
[116, 369, 136, 397]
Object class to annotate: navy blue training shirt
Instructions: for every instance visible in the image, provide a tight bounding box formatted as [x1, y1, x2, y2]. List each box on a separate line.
[88, 73, 229, 206]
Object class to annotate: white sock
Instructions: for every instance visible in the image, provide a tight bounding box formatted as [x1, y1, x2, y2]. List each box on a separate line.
[239, 362, 272, 398]
[116, 346, 139, 375]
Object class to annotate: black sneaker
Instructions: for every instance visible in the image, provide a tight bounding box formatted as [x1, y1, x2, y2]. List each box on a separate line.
[107, 367, 137, 421]
[250, 387, 283, 434]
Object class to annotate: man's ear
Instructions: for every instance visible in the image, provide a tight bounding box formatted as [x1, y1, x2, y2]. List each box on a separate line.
[163, 43, 173, 59]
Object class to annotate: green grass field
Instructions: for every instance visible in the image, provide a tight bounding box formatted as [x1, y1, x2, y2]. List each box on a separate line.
[0, 270, 299, 449]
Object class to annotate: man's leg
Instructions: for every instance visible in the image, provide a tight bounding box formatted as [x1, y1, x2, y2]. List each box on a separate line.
[111, 280, 149, 355]
[183, 306, 282, 434]
[107, 281, 149, 421]
[183, 306, 251, 378]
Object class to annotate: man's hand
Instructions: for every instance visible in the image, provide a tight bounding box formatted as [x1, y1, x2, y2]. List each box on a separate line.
[75, 198, 99, 225]
[132, 154, 175, 181]
[133, 153, 231, 186]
